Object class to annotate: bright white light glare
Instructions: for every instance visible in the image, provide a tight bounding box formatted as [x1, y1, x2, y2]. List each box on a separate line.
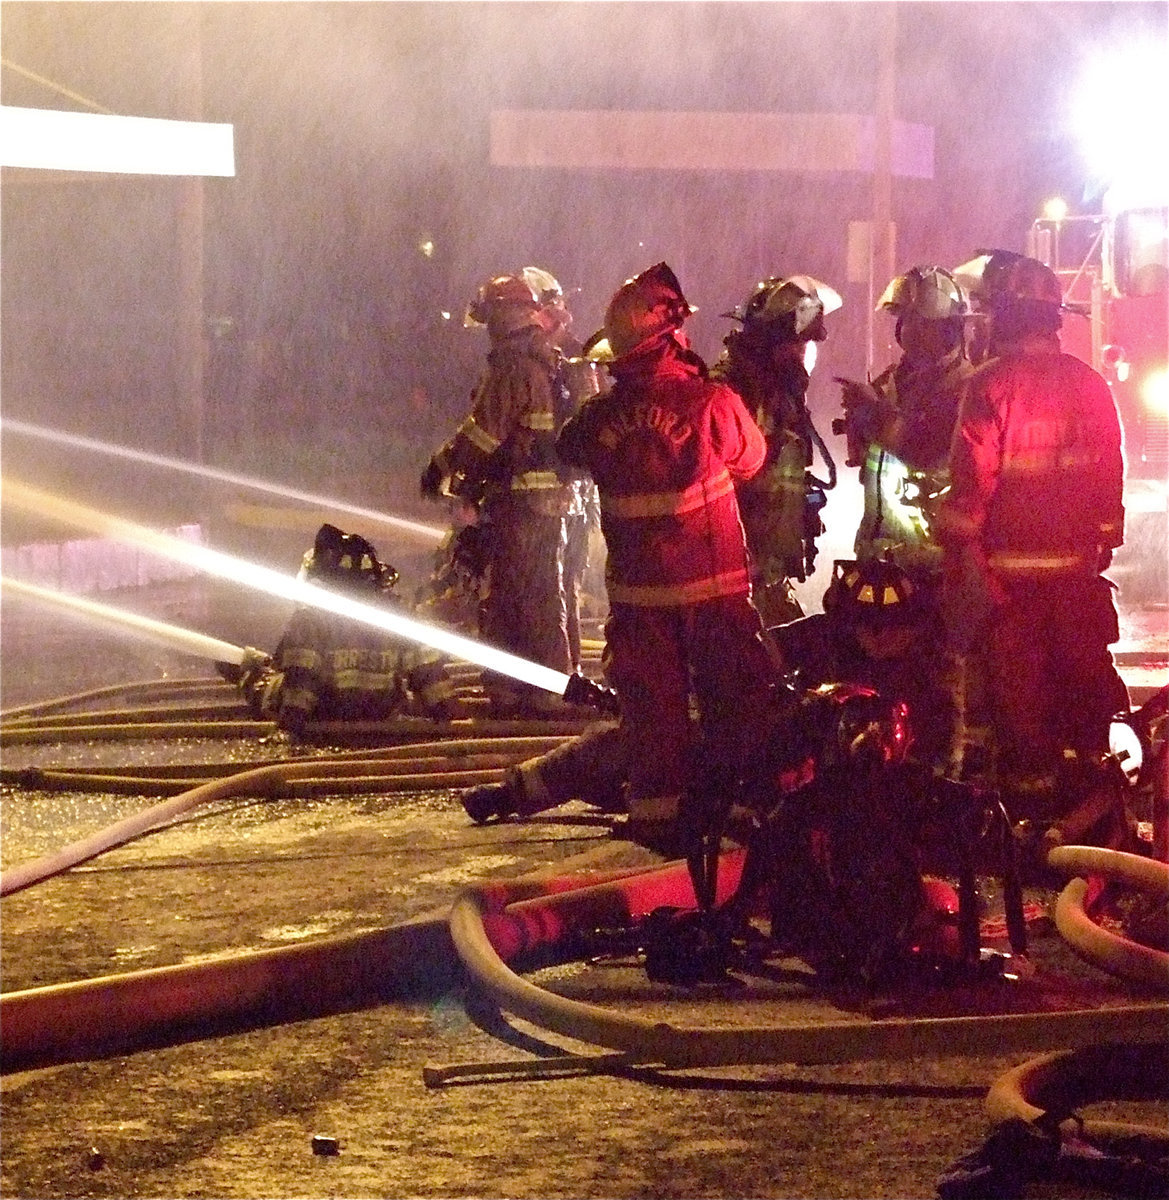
[1123, 209, 1169, 247]
[0, 419, 445, 542]
[0, 479, 571, 696]
[1043, 196, 1069, 222]
[1108, 718, 1143, 784]
[0, 576, 247, 665]
[1140, 367, 1169, 418]
[0, 106, 235, 176]
[1072, 46, 1169, 198]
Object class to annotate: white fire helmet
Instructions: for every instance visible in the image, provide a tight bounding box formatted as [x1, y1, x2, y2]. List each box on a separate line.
[724, 274, 843, 341]
[520, 266, 564, 307]
[876, 266, 968, 321]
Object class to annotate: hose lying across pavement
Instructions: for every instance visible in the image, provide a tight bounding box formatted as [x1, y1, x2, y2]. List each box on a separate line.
[979, 845, 1168, 1143]
[0, 735, 574, 896]
[985, 1042, 1169, 1145]
[448, 850, 1169, 1070]
[0, 850, 653, 1072]
[1047, 844, 1169, 990]
[0, 677, 230, 722]
[3, 670, 1166, 1106]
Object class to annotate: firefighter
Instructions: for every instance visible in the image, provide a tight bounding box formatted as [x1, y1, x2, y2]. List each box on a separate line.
[459, 556, 955, 826]
[222, 524, 460, 736]
[711, 274, 842, 627]
[935, 252, 1129, 826]
[835, 266, 975, 776]
[420, 273, 574, 717]
[781, 556, 960, 770]
[522, 265, 602, 669]
[406, 496, 485, 716]
[553, 262, 777, 853]
[838, 265, 975, 580]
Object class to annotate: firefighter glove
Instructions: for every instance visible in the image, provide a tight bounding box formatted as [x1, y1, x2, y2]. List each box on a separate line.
[836, 377, 888, 446]
[419, 459, 444, 499]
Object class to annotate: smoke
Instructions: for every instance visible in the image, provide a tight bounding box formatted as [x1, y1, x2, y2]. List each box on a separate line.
[4, 1, 1163, 605]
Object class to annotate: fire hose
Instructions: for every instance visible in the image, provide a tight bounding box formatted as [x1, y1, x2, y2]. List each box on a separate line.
[0, 734, 577, 897]
[0, 847, 650, 1073]
[0, 676, 230, 721]
[3, 670, 1165, 1128]
[985, 1042, 1169, 1144]
[445, 856, 1168, 1075]
[0, 734, 576, 797]
[1047, 844, 1169, 990]
[0, 659, 617, 893]
[1, 689, 599, 746]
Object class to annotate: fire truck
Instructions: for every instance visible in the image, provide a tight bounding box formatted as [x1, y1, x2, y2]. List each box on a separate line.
[1027, 191, 1169, 603]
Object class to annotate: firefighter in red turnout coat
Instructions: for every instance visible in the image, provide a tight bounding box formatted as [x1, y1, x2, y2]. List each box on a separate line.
[556, 263, 776, 851]
[937, 252, 1129, 816]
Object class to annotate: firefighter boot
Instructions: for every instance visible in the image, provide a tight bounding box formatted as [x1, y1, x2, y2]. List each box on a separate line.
[1042, 752, 1131, 854]
[461, 770, 522, 824]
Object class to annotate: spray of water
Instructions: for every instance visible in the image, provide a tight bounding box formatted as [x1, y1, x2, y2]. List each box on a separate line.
[1, 478, 571, 696]
[0, 419, 446, 543]
[1, 575, 248, 665]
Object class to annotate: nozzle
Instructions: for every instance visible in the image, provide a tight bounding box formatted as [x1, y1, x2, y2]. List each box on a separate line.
[562, 671, 621, 716]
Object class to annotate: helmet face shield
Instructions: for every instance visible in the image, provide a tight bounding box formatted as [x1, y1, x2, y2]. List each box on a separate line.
[581, 327, 615, 364]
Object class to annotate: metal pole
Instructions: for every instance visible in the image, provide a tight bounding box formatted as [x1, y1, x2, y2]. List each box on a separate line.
[175, 7, 206, 464]
[868, 3, 898, 374]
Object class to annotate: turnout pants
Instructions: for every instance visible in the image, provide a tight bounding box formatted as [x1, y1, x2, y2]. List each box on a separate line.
[603, 593, 774, 825]
[984, 573, 1128, 779]
[479, 496, 571, 708]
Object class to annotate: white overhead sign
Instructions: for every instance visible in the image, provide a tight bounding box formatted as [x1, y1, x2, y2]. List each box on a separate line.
[0, 106, 235, 176]
[491, 110, 933, 178]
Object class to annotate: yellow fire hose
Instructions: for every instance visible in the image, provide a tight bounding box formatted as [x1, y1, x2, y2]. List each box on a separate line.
[0, 733, 582, 896]
[1047, 844, 1169, 991]
[0, 677, 230, 721]
[5, 670, 1164, 1128]
[1, 711, 599, 748]
[0, 911, 457, 1073]
[1, 718, 279, 745]
[0, 847, 652, 1073]
[985, 1043, 1169, 1144]
[447, 862, 1169, 1072]
[1, 699, 254, 731]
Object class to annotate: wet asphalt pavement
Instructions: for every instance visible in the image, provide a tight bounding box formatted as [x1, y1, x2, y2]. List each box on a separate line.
[1, 565, 1166, 1199]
